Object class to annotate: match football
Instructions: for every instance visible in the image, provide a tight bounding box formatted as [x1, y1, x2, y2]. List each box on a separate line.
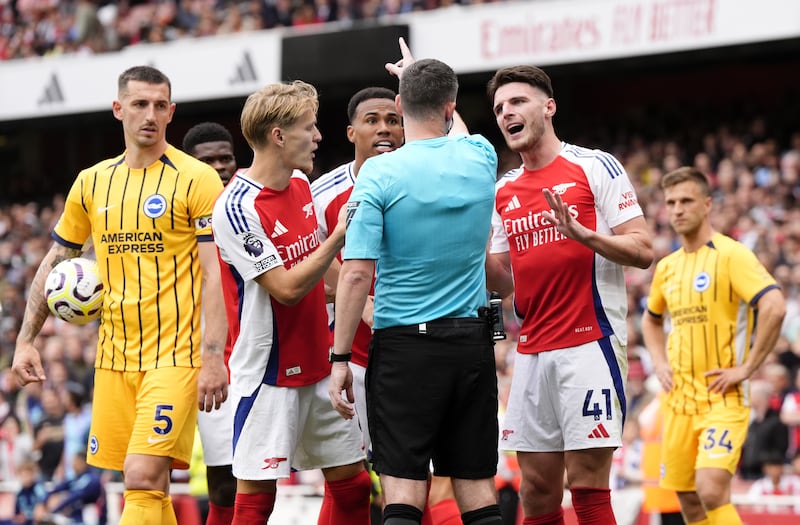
[44, 257, 104, 325]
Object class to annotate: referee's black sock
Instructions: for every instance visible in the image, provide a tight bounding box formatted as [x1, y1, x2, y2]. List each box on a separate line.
[383, 503, 423, 525]
[461, 504, 504, 525]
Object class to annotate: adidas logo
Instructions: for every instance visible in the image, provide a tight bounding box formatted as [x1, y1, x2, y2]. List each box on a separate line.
[504, 195, 521, 212]
[587, 423, 610, 439]
[38, 73, 64, 106]
[230, 51, 257, 85]
[271, 220, 289, 238]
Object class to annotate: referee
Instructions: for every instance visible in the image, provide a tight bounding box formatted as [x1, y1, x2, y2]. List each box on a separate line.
[329, 38, 503, 525]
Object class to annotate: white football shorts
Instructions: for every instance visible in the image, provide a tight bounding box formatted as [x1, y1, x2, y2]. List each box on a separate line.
[197, 387, 234, 466]
[232, 376, 365, 481]
[500, 336, 626, 452]
[351, 362, 371, 455]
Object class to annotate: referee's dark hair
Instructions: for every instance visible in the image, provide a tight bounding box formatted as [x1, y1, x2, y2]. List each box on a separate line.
[182, 122, 235, 154]
[399, 59, 458, 121]
[347, 87, 397, 123]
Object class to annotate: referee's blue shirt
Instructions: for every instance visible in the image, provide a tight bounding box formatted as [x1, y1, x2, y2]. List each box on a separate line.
[344, 134, 497, 329]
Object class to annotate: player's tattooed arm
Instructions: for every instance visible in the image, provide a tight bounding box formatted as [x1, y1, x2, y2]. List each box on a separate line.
[17, 243, 82, 344]
[13, 243, 82, 385]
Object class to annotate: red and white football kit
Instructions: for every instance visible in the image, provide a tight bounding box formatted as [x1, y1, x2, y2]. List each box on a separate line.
[197, 168, 248, 468]
[310, 161, 373, 369]
[213, 170, 363, 481]
[491, 143, 644, 452]
[311, 162, 377, 454]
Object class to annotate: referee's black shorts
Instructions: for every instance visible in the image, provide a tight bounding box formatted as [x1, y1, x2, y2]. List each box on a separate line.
[366, 317, 499, 480]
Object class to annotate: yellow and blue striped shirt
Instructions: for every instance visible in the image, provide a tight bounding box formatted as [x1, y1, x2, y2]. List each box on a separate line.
[54, 144, 223, 371]
[647, 232, 779, 414]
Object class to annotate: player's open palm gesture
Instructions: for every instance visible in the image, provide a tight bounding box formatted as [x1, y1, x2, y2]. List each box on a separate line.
[542, 188, 589, 242]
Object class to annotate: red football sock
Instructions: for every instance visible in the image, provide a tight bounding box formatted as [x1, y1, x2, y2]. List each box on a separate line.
[419, 476, 433, 525]
[429, 498, 461, 525]
[233, 492, 276, 525]
[420, 501, 434, 525]
[317, 482, 333, 525]
[570, 486, 616, 525]
[523, 507, 564, 525]
[207, 501, 235, 525]
[326, 469, 372, 525]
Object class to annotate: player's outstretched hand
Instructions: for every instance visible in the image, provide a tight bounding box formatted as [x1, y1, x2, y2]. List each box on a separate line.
[385, 37, 415, 79]
[12, 342, 46, 386]
[328, 363, 356, 420]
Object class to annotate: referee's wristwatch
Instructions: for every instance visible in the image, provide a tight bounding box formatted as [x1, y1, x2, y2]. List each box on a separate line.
[329, 347, 352, 363]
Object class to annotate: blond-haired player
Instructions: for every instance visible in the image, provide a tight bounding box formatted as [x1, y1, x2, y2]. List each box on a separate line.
[212, 81, 371, 525]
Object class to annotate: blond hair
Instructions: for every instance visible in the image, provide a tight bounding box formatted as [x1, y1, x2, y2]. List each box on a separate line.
[240, 81, 319, 149]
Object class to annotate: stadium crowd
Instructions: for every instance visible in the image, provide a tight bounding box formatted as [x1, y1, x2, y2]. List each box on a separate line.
[0, 107, 799, 521]
[0, 0, 507, 61]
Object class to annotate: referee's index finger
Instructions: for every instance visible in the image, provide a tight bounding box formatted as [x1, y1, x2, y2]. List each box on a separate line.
[398, 37, 412, 59]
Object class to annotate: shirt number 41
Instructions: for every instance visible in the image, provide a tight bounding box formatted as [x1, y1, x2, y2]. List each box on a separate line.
[582, 389, 613, 421]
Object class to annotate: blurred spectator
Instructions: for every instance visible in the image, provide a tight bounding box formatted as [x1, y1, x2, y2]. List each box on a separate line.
[60, 382, 91, 480]
[610, 418, 643, 490]
[264, 0, 295, 28]
[13, 459, 46, 525]
[291, 1, 323, 25]
[41, 450, 105, 525]
[745, 451, 800, 513]
[0, 0, 510, 61]
[31, 387, 64, 482]
[625, 347, 653, 419]
[739, 380, 790, 480]
[762, 362, 791, 411]
[780, 367, 800, 458]
[638, 389, 683, 525]
[0, 414, 34, 482]
[71, 0, 105, 52]
[16, 383, 44, 442]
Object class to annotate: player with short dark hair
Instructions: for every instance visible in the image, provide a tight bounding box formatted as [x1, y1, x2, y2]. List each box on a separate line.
[486, 64, 654, 525]
[183, 122, 238, 186]
[183, 121, 239, 525]
[12, 65, 228, 525]
[312, 84, 403, 522]
[312, 85, 402, 453]
[330, 38, 503, 525]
